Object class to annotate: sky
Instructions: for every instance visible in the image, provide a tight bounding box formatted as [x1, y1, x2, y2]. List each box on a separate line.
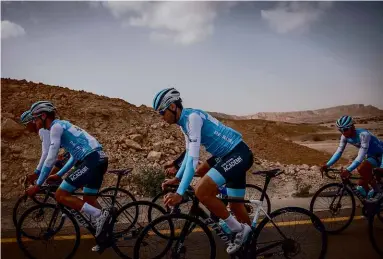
[1, 1, 382, 115]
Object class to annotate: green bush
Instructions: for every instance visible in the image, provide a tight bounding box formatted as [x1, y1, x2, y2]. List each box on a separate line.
[129, 165, 165, 198]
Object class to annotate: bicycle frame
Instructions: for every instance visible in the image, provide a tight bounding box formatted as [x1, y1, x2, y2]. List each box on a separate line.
[173, 172, 279, 251]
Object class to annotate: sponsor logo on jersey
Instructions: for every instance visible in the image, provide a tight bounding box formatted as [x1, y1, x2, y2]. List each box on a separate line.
[69, 166, 89, 181]
[221, 156, 243, 172]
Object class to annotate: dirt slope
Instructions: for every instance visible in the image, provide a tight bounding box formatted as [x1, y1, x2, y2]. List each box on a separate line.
[1, 78, 343, 199]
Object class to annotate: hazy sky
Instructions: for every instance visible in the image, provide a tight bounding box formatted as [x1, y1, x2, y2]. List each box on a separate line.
[1, 1, 382, 115]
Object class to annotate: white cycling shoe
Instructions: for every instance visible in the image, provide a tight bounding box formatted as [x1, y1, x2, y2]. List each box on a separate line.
[226, 223, 252, 255]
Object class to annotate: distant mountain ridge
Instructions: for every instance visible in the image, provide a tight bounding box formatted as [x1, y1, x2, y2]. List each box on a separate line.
[211, 104, 383, 124]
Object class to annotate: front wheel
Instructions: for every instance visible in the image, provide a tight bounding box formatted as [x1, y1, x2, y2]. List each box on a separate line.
[16, 203, 80, 259]
[309, 182, 355, 234]
[368, 206, 383, 256]
[249, 207, 327, 259]
[134, 213, 216, 259]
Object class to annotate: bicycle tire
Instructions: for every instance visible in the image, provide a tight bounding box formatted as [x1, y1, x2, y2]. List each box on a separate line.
[310, 182, 355, 234]
[98, 187, 136, 208]
[111, 200, 168, 259]
[16, 203, 80, 259]
[251, 206, 327, 259]
[133, 213, 216, 259]
[368, 209, 383, 256]
[12, 192, 56, 228]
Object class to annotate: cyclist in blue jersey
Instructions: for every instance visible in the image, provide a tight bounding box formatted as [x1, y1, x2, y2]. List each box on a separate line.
[153, 88, 254, 255]
[25, 101, 110, 238]
[320, 115, 383, 198]
[20, 110, 74, 185]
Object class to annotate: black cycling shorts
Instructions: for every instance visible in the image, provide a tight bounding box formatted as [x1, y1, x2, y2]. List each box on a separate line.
[206, 141, 254, 197]
[59, 150, 108, 194]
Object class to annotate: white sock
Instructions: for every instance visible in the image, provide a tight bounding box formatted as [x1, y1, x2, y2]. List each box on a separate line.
[81, 203, 101, 218]
[224, 215, 242, 233]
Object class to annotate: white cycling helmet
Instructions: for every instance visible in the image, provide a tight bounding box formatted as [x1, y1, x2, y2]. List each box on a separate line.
[30, 101, 56, 116]
[20, 110, 33, 124]
[152, 88, 181, 112]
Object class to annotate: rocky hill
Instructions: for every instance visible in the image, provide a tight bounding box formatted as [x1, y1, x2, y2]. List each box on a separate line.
[244, 104, 383, 124]
[1, 78, 346, 199]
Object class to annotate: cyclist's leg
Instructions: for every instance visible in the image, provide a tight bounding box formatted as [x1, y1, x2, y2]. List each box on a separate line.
[55, 151, 107, 217]
[198, 143, 252, 223]
[195, 176, 229, 219]
[358, 158, 377, 192]
[83, 158, 108, 209]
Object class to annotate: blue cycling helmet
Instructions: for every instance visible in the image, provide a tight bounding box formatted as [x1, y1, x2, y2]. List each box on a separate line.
[20, 110, 33, 124]
[152, 88, 181, 112]
[336, 115, 354, 129]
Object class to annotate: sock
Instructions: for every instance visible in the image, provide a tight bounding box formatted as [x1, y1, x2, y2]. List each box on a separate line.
[224, 215, 242, 233]
[81, 202, 101, 218]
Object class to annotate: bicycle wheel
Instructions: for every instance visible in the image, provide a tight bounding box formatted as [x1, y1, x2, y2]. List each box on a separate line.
[309, 182, 355, 234]
[368, 205, 383, 256]
[250, 206, 327, 259]
[13, 192, 56, 228]
[134, 213, 216, 259]
[111, 200, 167, 259]
[98, 187, 136, 209]
[16, 203, 80, 259]
[244, 184, 271, 216]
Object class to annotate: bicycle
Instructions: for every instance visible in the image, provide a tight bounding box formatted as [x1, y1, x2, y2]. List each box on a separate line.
[134, 168, 328, 259]
[13, 168, 136, 228]
[152, 182, 271, 218]
[310, 168, 383, 234]
[363, 168, 383, 257]
[16, 169, 167, 259]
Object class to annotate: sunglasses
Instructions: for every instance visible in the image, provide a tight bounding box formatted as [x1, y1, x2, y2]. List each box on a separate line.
[158, 109, 167, 116]
[339, 127, 351, 133]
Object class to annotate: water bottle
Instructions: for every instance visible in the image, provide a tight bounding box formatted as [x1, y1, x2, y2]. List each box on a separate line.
[219, 219, 232, 235]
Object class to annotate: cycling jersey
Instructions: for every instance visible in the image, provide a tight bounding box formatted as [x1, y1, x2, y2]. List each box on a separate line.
[175, 108, 242, 195]
[36, 119, 102, 186]
[327, 128, 383, 171]
[35, 129, 51, 174]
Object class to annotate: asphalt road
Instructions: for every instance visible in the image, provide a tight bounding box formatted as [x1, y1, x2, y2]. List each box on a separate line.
[2, 215, 382, 259]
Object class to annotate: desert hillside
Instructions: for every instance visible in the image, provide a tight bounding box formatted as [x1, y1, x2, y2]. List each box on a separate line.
[1, 78, 347, 200]
[243, 104, 383, 124]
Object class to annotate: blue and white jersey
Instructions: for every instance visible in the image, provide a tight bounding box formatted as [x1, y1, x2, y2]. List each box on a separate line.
[36, 119, 102, 185]
[327, 128, 383, 171]
[177, 108, 242, 158]
[175, 108, 243, 195]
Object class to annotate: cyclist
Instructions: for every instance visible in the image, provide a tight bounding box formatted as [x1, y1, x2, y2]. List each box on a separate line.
[320, 115, 383, 198]
[20, 110, 74, 184]
[153, 88, 253, 255]
[24, 101, 110, 238]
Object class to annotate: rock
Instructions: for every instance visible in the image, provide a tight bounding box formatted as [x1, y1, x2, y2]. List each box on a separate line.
[1, 118, 24, 139]
[310, 165, 320, 171]
[163, 139, 175, 146]
[2, 174, 7, 181]
[147, 151, 162, 161]
[174, 146, 181, 153]
[124, 139, 143, 150]
[2, 112, 15, 119]
[129, 134, 143, 143]
[300, 164, 310, 170]
[151, 124, 158, 129]
[169, 149, 176, 155]
[153, 142, 162, 152]
[12, 146, 23, 153]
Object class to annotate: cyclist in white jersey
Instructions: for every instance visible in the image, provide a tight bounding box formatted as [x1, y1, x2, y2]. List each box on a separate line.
[153, 88, 254, 254]
[20, 110, 75, 184]
[25, 101, 110, 238]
